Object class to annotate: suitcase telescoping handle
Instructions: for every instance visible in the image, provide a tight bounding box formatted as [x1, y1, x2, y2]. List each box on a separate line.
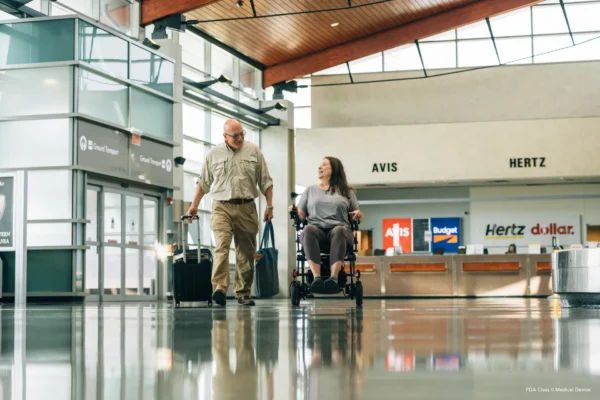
[181, 214, 201, 263]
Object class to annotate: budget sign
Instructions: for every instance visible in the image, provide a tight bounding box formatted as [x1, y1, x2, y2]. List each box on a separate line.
[431, 217, 461, 253]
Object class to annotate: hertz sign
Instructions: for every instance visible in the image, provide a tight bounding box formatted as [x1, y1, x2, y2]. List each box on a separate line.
[485, 223, 576, 239]
[475, 216, 581, 247]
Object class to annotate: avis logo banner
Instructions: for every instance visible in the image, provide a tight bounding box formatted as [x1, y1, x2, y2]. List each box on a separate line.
[431, 217, 461, 253]
[383, 218, 412, 253]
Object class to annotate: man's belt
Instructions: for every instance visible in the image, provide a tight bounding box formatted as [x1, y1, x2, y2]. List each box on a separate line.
[222, 198, 254, 204]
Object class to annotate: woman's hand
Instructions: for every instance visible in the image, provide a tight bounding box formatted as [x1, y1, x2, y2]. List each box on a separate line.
[349, 209, 364, 222]
[289, 204, 306, 221]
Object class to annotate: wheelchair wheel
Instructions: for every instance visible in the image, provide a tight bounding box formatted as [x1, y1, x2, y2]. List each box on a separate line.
[355, 282, 363, 308]
[291, 282, 301, 306]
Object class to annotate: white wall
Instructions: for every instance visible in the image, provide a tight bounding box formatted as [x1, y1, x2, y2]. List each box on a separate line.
[311, 61, 600, 128]
[301, 60, 600, 254]
[296, 117, 600, 188]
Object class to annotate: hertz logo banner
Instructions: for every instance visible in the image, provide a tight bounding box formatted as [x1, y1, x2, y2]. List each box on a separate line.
[471, 215, 581, 248]
[431, 218, 461, 253]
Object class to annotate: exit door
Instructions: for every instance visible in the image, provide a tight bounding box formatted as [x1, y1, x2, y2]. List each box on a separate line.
[85, 184, 160, 301]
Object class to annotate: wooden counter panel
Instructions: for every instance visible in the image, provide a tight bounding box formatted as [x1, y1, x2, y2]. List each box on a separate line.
[537, 261, 551, 271]
[354, 264, 375, 273]
[462, 262, 520, 272]
[390, 263, 447, 273]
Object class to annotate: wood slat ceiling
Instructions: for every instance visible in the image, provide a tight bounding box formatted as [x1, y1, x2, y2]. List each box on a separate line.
[186, 0, 479, 67]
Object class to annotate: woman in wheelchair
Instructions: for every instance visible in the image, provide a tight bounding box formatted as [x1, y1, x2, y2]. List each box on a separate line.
[293, 157, 364, 294]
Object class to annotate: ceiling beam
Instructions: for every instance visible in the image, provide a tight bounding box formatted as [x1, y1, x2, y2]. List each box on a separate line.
[263, 0, 542, 88]
[141, 0, 221, 26]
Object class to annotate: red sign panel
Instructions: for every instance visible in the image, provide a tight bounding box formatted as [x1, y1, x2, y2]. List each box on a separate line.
[383, 218, 412, 253]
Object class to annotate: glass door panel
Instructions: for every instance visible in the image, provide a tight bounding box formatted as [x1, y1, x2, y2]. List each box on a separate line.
[143, 250, 157, 295]
[143, 198, 158, 295]
[103, 192, 122, 244]
[125, 248, 141, 295]
[86, 186, 101, 296]
[125, 196, 141, 246]
[86, 188, 99, 242]
[103, 246, 122, 295]
[143, 199, 157, 247]
[86, 245, 100, 295]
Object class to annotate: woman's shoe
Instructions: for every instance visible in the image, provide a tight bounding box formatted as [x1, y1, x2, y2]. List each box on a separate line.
[310, 276, 325, 293]
[324, 277, 339, 293]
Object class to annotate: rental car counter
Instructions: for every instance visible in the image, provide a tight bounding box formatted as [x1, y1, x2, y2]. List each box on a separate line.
[353, 253, 552, 297]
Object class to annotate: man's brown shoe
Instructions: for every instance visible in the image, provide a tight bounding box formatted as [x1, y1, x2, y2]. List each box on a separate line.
[237, 296, 255, 306]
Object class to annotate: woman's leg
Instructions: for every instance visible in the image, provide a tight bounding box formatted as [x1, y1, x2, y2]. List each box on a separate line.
[301, 225, 326, 287]
[325, 226, 353, 290]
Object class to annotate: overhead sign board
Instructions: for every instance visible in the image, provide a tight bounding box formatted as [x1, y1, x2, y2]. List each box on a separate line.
[130, 138, 173, 187]
[77, 120, 129, 176]
[76, 119, 173, 188]
[0, 175, 15, 251]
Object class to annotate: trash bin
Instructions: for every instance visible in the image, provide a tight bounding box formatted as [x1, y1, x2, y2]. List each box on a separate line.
[552, 248, 600, 306]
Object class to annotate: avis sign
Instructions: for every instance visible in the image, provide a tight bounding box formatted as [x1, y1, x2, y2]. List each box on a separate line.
[0, 176, 15, 250]
[472, 216, 581, 247]
[383, 218, 412, 253]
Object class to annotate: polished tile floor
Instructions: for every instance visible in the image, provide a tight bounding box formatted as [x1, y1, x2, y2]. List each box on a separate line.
[0, 298, 599, 399]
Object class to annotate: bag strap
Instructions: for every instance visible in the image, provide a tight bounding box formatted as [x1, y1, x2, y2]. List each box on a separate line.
[267, 220, 275, 248]
[259, 220, 276, 249]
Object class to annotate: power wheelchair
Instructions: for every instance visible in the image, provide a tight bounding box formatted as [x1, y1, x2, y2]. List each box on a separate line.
[288, 192, 364, 308]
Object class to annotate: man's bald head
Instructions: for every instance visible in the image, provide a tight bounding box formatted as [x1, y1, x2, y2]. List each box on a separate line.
[224, 119, 243, 134]
[223, 118, 245, 151]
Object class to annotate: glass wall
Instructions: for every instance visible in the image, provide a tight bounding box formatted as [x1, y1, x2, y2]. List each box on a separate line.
[51, 0, 140, 38]
[74, 17, 175, 139]
[0, 15, 174, 295]
[0, 19, 75, 67]
[276, 0, 600, 129]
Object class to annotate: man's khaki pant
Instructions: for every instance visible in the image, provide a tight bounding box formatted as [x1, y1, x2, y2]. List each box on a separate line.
[212, 308, 257, 400]
[211, 200, 259, 297]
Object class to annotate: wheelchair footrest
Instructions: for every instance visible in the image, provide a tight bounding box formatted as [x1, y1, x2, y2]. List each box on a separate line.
[310, 286, 344, 295]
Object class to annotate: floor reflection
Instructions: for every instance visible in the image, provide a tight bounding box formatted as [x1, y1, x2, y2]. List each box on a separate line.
[0, 298, 599, 399]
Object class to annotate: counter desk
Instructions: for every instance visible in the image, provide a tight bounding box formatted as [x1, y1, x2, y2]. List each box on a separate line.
[354, 254, 553, 298]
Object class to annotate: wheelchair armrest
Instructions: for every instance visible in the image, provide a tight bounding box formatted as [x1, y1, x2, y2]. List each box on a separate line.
[349, 215, 360, 231]
[289, 207, 305, 231]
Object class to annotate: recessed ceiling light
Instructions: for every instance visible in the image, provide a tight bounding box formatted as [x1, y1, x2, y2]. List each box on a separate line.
[331, 22, 339, 27]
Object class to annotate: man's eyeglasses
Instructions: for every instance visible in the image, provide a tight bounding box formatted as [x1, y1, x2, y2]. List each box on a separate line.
[225, 130, 246, 140]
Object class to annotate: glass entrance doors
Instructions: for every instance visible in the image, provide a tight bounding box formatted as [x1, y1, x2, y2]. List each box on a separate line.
[86, 184, 159, 301]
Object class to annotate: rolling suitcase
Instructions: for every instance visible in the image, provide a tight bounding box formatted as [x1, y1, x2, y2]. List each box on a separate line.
[173, 215, 213, 308]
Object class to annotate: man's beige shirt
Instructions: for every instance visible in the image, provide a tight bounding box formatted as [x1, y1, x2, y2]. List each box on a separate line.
[198, 141, 273, 200]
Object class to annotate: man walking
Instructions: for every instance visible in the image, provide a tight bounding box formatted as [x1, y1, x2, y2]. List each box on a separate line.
[186, 119, 273, 306]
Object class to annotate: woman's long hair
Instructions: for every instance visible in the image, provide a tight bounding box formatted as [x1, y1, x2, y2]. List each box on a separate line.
[325, 156, 354, 198]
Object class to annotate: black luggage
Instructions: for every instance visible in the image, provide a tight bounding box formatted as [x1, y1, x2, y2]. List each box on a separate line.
[173, 215, 213, 308]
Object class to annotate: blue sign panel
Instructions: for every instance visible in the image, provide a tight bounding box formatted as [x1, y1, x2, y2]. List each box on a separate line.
[431, 217, 461, 253]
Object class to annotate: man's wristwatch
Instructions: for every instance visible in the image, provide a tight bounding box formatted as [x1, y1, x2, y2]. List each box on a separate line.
[266, 205, 274, 210]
